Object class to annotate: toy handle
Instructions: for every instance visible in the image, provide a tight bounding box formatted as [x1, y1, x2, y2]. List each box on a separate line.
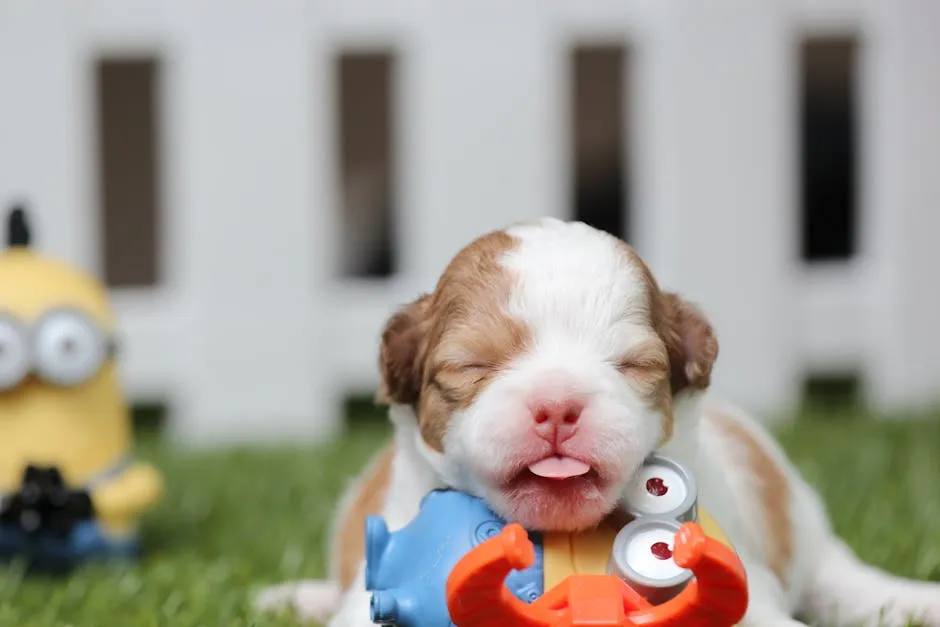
[446, 522, 748, 627]
[446, 524, 648, 627]
[622, 522, 749, 627]
[445, 523, 555, 627]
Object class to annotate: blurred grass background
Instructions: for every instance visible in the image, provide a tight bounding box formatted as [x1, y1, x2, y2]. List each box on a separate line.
[1, 394, 939, 627]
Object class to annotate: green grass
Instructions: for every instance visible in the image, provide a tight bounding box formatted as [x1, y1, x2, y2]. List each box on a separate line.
[1, 406, 939, 627]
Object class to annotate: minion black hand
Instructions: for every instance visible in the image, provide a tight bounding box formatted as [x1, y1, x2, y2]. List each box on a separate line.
[0, 465, 94, 538]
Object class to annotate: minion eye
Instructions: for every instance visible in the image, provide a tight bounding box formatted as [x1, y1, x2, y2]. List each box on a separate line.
[0, 315, 29, 390]
[33, 309, 107, 386]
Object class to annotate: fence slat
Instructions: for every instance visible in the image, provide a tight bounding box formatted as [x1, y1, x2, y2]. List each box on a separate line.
[864, 0, 940, 412]
[640, 2, 800, 419]
[400, 7, 565, 285]
[0, 0, 95, 273]
[164, 2, 336, 443]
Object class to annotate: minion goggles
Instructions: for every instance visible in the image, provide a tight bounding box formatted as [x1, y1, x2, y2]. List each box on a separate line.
[0, 307, 118, 390]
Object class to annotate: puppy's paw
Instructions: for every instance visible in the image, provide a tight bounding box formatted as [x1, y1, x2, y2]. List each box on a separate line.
[326, 588, 375, 627]
[876, 600, 940, 627]
[253, 579, 341, 624]
[847, 580, 940, 627]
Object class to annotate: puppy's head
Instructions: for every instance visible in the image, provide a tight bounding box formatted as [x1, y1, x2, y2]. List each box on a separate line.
[377, 219, 717, 531]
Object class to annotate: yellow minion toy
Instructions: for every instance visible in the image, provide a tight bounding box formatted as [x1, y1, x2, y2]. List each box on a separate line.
[0, 204, 162, 567]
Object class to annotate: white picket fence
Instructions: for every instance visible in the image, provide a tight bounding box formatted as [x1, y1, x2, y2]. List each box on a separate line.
[0, 0, 938, 444]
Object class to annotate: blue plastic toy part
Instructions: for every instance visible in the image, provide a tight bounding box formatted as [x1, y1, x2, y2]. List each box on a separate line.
[364, 489, 544, 627]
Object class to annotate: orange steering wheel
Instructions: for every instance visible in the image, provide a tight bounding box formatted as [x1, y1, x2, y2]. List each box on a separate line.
[446, 521, 748, 627]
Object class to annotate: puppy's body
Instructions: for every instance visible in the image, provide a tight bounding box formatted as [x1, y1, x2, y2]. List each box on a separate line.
[258, 219, 940, 627]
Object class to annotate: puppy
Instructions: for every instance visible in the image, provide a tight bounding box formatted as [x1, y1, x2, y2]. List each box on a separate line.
[257, 218, 940, 627]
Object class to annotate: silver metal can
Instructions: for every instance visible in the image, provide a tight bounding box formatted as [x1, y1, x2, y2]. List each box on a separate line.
[622, 452, 698, 523]
[608, 517, 693, 605]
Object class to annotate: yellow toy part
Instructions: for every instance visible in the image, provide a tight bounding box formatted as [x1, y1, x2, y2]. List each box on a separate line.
[0, 204, 162, 562]
[542, 507, 736, 590]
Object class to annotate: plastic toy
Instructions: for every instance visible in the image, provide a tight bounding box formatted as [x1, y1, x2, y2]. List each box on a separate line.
[0, 204, 163, 569]
[367, 489, 547, 626]
[446, 519, 747, 627]
[365, 454, 748, 627]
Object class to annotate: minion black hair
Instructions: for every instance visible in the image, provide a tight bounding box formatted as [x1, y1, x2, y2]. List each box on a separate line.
[6, 204, 30, 248]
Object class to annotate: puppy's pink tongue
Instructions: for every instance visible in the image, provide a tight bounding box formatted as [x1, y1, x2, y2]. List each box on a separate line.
[528, 457, 591, 479]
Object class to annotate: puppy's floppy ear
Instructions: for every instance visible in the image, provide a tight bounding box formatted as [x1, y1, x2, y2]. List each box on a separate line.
[376, 294, 432, 406]
[660, 292, 719, 395]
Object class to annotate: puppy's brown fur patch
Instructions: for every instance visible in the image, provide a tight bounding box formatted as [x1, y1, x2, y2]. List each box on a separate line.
[331, 444, 395, 592]
[713, 411, 793, 586]
[615, 241, 720, 442]
[659, 293, 719, 394]
[378, 230, 530, 451]
[377, 296, 432, 407]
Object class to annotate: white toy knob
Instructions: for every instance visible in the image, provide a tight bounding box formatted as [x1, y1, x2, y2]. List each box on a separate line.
[623, 453, 697, 522]
[608, 517, 693, 605]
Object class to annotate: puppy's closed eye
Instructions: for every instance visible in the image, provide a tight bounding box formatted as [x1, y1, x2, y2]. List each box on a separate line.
[614, 341, 669, 378]
[429, 361, 495, 406]
[432, 359, 494, 377]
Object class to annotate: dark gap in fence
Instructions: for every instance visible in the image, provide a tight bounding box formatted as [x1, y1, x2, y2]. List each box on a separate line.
[800, 371, 864, 418]
[96, 57, 162, 287]
[336, 51, 397, 279]
[132, 401, 168, 437]
[800, 38, 858, 263]
[343, 392, 391, 429]
[571, 45, 630, 244]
